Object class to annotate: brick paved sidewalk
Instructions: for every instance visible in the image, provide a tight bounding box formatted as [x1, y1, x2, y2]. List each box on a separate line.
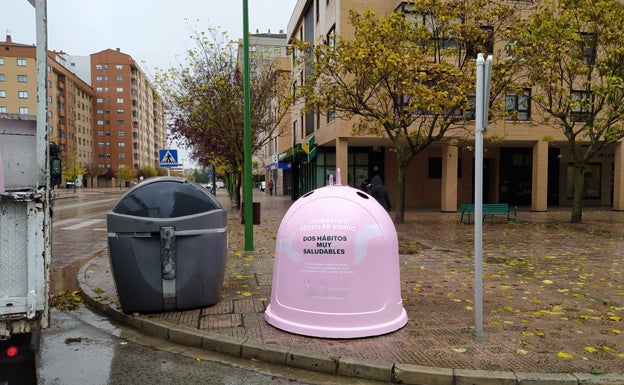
[80, 188, 624, 379]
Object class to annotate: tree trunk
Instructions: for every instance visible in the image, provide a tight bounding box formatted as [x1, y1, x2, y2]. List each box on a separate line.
[571, 165, 584, 223]
[393, 149, 408, 224]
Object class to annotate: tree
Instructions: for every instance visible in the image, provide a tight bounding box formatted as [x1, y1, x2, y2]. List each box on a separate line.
[156, 27, 291, 208]
[295, 2, 521, 223]
[510, 0, 624, 223]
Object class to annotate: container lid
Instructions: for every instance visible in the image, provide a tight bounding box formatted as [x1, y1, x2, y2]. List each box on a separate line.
[112, 176, 222, 218]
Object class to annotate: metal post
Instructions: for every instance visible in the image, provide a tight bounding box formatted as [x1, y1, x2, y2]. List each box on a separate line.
[474, 53, 492, 339]
[242, 0, 254, 250]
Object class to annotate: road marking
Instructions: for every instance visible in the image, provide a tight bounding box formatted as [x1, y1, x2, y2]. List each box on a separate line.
[62, 219, 105, 230]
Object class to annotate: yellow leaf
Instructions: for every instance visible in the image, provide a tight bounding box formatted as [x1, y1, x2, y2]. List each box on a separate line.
[241, 291, 253, 297]
[558, 352, 573, 359]
[542, 279, 554, 285]
[522, 331, 534, 337]
[612, 329, 621, 334]
[516, 349, 529, 355]
[610, 315, 621, 322]
[603, 346, 614, 351]
[584, 346, 597, 353]
[453, 348, 467, 353]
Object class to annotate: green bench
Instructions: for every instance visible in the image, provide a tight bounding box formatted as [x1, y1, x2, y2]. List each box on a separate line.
[460, 203, 518, 224]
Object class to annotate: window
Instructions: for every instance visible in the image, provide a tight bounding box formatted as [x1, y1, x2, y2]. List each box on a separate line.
[566, 163, 600, 199]
[17, 75, 27, 82]
[0, 74, 4, 82]
[327, 108, 336, 123]
[116, 87, 123, 92]
[505, 89, 531, 121]
[116, 65, 123, 70]
[117, 131, 125, 137]
[466, 26, 494, 57]
[0, 106, 6, 113]
[95, 64, 103, 70]
[0, 57, 4, 65]
[326, 25, 336, 49]
[98, 142, 104, 148]
[18, 91, 28, 99]
[118, 153, 126, 159]
[428, 158, 442, 179]
[97, 130, 104, 136]
[118, 142, 125, 147]
[19, 107, 29, 115]
[465, 94, 476, 120]
[578, 33, 596, 67]
[116, 75, 123, 81]
[571, 90, 592, 122]
[95, 76, 103, 81]
[0, 90, 5, 98]
[97, 120, 104, 126]
[116, 98, 124, 104]
[96, 87, 103, 92]
[17, 58, 27, 66]
[117, 120, 124, 126]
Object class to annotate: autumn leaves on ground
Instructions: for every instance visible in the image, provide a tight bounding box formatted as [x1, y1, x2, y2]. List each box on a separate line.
[223, 206, 624, 374]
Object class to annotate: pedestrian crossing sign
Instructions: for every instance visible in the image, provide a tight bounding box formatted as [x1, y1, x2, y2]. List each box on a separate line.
[159, 149, 178, 167]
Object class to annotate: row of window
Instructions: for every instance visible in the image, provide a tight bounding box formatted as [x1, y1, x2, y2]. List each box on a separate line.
[95, 75, 124, 81]
[0, 106, 29, 114]
[0, 74, 28, 82]
[95, 64, 124, 70]
[95, 87, 124, 92]
[0, 90, 29, 98]
[0, 57, 27, 66]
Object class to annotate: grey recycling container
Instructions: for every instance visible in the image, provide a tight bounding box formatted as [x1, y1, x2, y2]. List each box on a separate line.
[107, 176, 227, 314]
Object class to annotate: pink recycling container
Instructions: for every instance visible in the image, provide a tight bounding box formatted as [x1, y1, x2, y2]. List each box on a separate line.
[265, 170, 407, 338]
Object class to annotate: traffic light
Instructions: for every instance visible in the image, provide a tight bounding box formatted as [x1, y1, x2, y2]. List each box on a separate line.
[49, 142, 61, 188]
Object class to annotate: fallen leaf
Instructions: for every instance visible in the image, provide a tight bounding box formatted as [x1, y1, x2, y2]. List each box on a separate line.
[558, 352, 573, 359]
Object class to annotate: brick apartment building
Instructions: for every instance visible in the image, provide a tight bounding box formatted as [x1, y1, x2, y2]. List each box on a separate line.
[0, 36, 167, 187]
[275, 0, 624, 212]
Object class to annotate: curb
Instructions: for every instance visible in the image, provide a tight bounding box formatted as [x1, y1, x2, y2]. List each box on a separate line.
[76, 256, 624, 385]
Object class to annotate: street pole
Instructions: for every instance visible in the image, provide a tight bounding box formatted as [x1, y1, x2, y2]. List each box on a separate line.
[474, 53, 492, 339]
[242, 0, 254, 251]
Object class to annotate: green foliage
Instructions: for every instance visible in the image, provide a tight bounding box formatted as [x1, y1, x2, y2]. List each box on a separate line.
[155, 25, 292, 207]
[294, 3, 522, 222]
[510, 0, 624, 222]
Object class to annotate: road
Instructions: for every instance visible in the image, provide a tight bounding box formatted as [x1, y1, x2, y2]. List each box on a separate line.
[39, 189, 386, 385]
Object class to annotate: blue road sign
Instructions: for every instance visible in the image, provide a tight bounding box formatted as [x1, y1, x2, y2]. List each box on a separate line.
[159, 149, 178, 167]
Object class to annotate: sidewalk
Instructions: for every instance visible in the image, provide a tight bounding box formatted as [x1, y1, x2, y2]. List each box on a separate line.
[77, 188, 624, 384]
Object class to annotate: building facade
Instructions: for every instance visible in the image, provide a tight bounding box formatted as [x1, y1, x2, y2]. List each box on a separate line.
[90, 49, 167, 185]
[281, 0, 624, 212]
[0, 37, 167, 188]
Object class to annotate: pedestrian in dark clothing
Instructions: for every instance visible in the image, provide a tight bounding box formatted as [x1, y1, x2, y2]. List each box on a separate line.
[366, 175, 391, 211]
[268, 179, 274, 196]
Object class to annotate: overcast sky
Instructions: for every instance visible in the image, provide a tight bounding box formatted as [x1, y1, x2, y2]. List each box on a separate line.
[3, 0, 297, 77]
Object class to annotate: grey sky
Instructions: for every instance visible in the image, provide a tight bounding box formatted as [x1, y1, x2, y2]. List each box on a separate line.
[3, 0, 297, 77]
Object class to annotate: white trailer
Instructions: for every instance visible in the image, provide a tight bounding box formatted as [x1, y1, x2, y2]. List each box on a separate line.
[0, 1, 53, 382]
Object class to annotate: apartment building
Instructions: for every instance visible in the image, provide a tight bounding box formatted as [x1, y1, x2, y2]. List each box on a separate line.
[90, 49, 167, 182]
[283, 0, 624, 211]
[0, 36, 94, 185]
[239, 31, 292, 196]
[48, 51, 95, 179]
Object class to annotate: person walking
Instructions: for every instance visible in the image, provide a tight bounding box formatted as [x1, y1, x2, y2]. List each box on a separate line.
[268, 179, 274, 196]
[366, 175, 391, 211]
